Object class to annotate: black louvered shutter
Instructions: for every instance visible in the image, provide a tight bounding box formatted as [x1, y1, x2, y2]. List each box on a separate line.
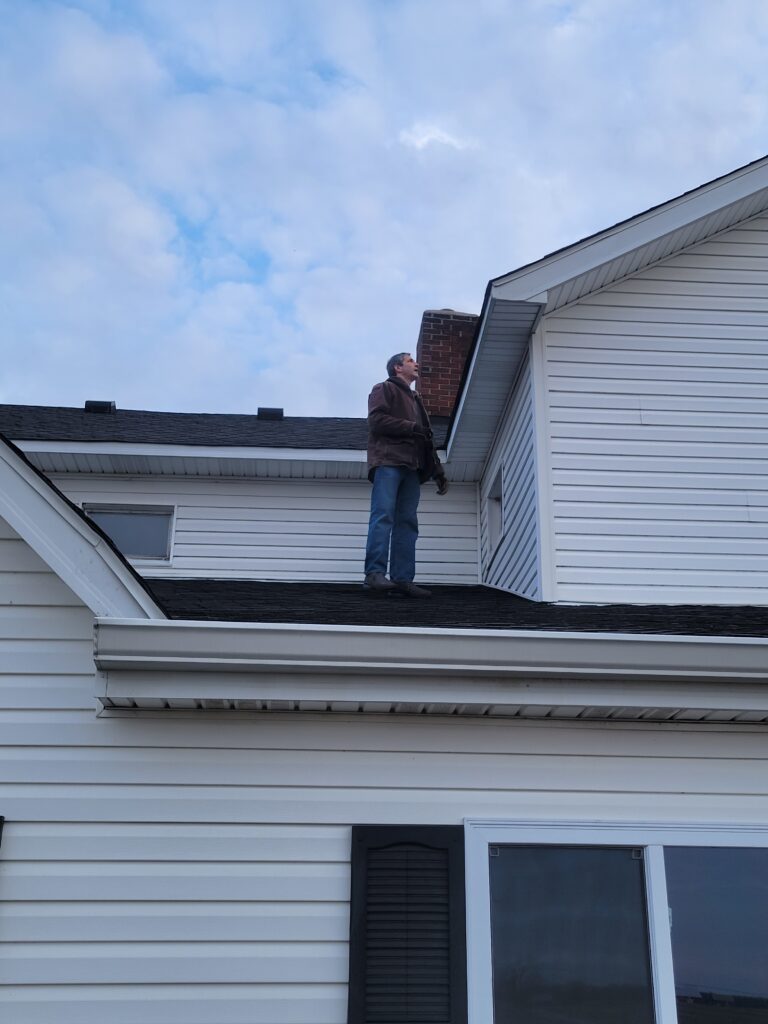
[347, 825, 467, 1024]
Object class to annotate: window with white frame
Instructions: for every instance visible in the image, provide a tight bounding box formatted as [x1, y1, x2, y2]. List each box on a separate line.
[465, 821, 768, 1024]
[84, 505, 174, 560]
[486, 466, 503, 556]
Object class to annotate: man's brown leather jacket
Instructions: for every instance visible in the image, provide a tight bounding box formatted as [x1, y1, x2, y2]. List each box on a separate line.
[366, 376, 444, 483]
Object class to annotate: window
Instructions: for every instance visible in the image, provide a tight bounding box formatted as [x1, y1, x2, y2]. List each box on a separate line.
[466, 821, 768, 1024]
[84, 505, 173, 560]
[486, 467, 503, 556]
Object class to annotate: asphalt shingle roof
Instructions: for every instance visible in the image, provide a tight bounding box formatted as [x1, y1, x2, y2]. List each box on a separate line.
[144, 579, 768, 637]
[0, 404, 450, 450]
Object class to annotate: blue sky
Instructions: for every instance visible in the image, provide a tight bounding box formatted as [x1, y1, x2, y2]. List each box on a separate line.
[2, 0, 768, 417]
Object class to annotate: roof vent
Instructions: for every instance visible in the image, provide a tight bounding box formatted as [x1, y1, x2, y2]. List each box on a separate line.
[84, 401, 117, 414]
[257, 407, 284, 421]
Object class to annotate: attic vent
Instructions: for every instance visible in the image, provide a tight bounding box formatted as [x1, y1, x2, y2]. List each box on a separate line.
[84, 401, 116, 414]
[257, 407, 284, 420]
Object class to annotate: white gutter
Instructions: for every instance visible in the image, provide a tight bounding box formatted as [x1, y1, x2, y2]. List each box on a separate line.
[95, 618, 768, 684]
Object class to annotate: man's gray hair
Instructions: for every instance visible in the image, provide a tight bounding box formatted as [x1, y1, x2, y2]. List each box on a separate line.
[386, 352, 410, 378]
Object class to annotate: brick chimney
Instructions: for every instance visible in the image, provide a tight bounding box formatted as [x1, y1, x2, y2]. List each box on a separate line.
[415, 309, 479, 417]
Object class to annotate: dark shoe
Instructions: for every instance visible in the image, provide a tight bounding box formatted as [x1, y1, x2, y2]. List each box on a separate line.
[392, 581, 432, 598]
[364, 572, 396, 593]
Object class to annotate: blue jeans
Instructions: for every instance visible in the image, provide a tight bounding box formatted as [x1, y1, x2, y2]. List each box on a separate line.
[364, 466, 421, 582]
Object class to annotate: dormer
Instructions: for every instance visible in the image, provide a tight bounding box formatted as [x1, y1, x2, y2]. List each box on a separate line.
[449, 155, 768, 605]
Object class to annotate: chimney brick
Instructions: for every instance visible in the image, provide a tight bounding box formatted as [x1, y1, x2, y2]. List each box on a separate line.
[416, 308, 479, 417]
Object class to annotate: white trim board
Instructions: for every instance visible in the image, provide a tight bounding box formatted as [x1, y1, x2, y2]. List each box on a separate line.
[0, 439, 164, 619]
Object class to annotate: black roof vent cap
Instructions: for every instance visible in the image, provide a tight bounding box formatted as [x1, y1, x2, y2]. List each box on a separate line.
[257, 407, 284, 420]
[84, 401, 117, 415]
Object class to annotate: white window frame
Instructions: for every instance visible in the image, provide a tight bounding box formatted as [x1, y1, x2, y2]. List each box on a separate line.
[465, 818, 768, 1024]
[83, 504, 175, 564]
[486, 466, 504, 560]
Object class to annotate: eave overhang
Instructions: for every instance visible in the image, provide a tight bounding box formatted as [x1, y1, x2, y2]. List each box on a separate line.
[16, 440, 462, 481]
[17, 440, 370, 479]
[447, 298, 543, 464]
[0, 436, 164, 618]
[95, 618, 768, 723]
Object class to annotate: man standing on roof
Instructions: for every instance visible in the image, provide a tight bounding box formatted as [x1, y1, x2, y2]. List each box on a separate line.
[363, 352, 448, 598]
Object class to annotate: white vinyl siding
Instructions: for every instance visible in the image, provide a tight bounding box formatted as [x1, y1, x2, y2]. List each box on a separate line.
[480, 352, 539, 598]
[544, 213, 768, 603]
[6, 517, 768, 1023]
[53, 477, 479, 585]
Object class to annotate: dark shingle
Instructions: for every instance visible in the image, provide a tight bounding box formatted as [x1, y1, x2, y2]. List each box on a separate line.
[143, 579, 768, 636]
[0, 404, 449, 450]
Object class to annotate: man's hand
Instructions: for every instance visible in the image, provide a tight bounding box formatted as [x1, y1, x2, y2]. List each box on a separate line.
[436, 474, 449, 496]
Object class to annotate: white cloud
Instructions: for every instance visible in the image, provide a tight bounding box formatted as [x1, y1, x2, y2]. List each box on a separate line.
[399, 123, 471, 150]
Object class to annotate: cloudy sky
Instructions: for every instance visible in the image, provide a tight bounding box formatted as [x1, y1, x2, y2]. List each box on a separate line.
[2, 0, 768, 417]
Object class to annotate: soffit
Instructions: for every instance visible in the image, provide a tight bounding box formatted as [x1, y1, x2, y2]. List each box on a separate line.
[447, 299, 542, 463]
[17, 444, 483, 482]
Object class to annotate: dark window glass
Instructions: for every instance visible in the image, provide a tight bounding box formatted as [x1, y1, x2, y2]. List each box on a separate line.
[87, 509, 171, 558]
[665, 847, 768, 1024]
[489, 845, 655, 1024]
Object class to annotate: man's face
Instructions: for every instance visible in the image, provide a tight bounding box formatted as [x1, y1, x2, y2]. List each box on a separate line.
[396, 354, 419, 384]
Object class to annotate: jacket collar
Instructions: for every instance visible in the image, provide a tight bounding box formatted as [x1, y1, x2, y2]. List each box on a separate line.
[387, 375, 415, 394]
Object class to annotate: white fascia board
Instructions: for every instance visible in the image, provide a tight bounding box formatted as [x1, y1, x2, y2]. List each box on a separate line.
[491, 158, 768, 301]
[17, 440, 368, 463]
[446, 297, 495, 460]
[0, 443, 163, 619]
[94, 618, 768, 684]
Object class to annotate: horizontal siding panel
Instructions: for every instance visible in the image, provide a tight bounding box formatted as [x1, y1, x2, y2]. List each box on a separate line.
[557, 454, 768, 473]
[0, 861, 349, 902]
[548, 340, 768, 368]
[0, 539, 49, 572]
[0, 607, 93, 640]
[0, 573, 82, 606]
[581, 291, 768, 312]
[178, 523, 479, 540]
[1, 823, 348, 862]
[556, 502, 768, 523]
[0, 942, 347, 986]
[0, 902, 348, 943]
[551, 469, 768, 490]
[173, 537, 478, 557]
[8, 709, 768, 756]
[0, 985, 346, 1024]
[2, 745, 766, 789]
[2, 789, 767, 828]
[556, 517, 768, 538]
[556, 566, 768, 586]
[4, 748, 768, 791]
[551, 304, 768, 326]
[0, 640, 94, 675]
[548, 318, 768, 341]
[0, 677, 96, 711]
